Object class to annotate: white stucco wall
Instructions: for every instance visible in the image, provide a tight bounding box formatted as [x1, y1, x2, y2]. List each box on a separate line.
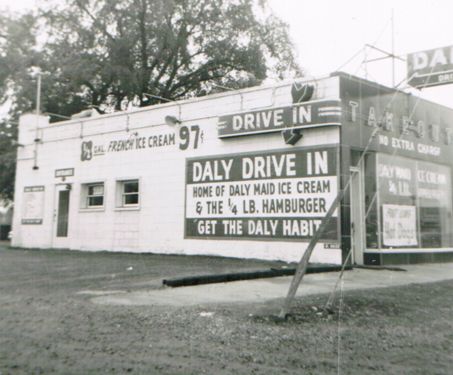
[12, 77, 342, 263]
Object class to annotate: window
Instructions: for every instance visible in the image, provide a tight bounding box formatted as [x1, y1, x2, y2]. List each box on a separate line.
[373, 154, 453, 249]
[87, 183, 104, 207]
[81, 182, 104, 209]
[417, 161, 452, 248]
[119, 180, 139, 206]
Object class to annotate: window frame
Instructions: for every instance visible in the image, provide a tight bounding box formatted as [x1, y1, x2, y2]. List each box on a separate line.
[86, 183, 105, 208]
[116, 179, 140, 209]
[80, 181, 106, 211]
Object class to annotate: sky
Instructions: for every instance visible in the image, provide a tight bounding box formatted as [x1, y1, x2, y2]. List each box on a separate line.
[267, 0, 453, 107]
[1, 0, 453, 108]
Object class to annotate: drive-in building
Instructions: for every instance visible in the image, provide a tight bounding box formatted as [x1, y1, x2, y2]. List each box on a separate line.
[12, 73, 453, 265]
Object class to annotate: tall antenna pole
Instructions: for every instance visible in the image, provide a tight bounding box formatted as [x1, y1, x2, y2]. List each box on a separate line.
[364, 45, 368, 79]
[391, 9, 395, 87]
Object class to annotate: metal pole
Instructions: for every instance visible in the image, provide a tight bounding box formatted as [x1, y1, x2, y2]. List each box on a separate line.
[36, 71, 41, 115]
[33, 69, 41, 170]
[391, 9, 395, 87]
[363, 45, 368, 79]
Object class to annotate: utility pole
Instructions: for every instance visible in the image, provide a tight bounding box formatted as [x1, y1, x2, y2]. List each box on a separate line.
[31, 67, 42, 170]
[36, 70, 41, 116]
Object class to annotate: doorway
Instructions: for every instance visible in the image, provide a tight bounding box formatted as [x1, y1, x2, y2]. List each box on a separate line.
[53, 184, 71, 248]
[350, 166, 365, 265]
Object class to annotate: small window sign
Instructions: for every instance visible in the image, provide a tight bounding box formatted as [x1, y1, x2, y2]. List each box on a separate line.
[323, 242, 340, 249]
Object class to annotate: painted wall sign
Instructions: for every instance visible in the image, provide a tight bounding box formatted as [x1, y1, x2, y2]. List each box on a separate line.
[22, 186, 45, 225]
[416, 161, 451, 202]
[407, 45, 453, 88]
[55, 168, 74, 178]
[81, 126, 203, 161]
[185, 147, 339, 241]
[341, 76, 453, 163]
[377, 155, 416, 202]
[81, 130, 177, 161]
[217, 99, 341, 138]
[382, 204, 418, 247]
[377, 153, 453, 249]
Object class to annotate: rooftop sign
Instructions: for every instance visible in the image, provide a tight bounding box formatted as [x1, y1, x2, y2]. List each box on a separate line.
[217, 99, 341, 138]
[407, 45, 453, 88]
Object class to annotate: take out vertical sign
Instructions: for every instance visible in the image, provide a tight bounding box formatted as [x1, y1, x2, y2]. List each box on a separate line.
[185, 147, 339, 241]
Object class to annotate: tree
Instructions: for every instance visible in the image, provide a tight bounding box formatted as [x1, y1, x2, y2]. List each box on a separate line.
[0, 119, 17, 200]
[0, 0, 301, 199]
[0, 13, 40, 201]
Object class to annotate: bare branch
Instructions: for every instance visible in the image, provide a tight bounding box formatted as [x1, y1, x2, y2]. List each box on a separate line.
[74, 0, 114, 41]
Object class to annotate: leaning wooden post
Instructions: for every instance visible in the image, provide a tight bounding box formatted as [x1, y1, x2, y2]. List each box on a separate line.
[277, 126, 380, 319]
[278, 185, 350, 319]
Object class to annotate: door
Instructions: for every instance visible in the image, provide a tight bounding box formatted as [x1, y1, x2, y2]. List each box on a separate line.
[53, 184, 71, 248]
[350, 167, 365, 265]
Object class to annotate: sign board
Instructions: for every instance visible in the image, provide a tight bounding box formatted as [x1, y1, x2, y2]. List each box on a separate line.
[341, 76, 453, 164]
[377, 154, 416, 204]
[382, 204, 418, 247]
[185, 147, 339, 241]
[217, 99, 341, 138]
[22, 186, 45, 225]
[416, 161, 451, 203]
[55, 168, 74, 178]
[407, 45, 453, 88]
[80, 125, 204, 162]
[376, 153, 452, 249]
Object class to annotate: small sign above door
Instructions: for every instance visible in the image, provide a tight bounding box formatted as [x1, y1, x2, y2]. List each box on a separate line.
[55, 168, 74, 178]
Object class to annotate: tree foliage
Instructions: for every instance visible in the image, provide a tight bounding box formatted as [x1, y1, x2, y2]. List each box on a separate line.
[0, 0, 301, 199]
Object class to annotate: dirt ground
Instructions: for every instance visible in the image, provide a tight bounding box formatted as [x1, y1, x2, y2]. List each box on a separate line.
[1, 245, 452, 375]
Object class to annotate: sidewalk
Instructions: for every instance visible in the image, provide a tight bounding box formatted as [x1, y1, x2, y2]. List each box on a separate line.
[91, 262, 453, 306]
